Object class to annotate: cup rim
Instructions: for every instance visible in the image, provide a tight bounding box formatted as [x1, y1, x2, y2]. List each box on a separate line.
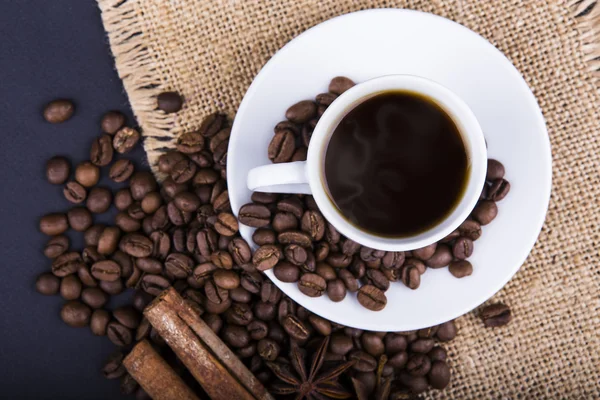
[306, 74, 488, 251]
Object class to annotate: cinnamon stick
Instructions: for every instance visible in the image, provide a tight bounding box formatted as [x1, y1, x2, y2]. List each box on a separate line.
[123, 340, 199, 400]
[144, 288, 274, 400]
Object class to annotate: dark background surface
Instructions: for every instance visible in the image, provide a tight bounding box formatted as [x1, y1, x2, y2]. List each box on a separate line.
[0, 1, 137, 398]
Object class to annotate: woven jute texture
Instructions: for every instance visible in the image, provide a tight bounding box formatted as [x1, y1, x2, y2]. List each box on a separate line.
[97, 0, 600, 398]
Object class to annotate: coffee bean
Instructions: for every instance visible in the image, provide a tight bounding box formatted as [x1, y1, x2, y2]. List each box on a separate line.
[81, 287, 109, 309]
[301, 210, 326, 241]
[151, 206, 170, 231]
[357, 285, 386, 311]
[91, 260, 121, 282]
[480, 303, 512, 327]
[428, 346, 448, 362]
[165, 253, 194, 278]
[167, 200, 193, 226]
[488, 178, 510, 201]
[278, 231, 312, 248]
[349, 258, 366, 279]
[230, 287, 252, 304]
[196, 228, 218, 257]
[136, 257, 163, 274]
[329, 76, 355, 94]
[256, 338, 280, 361]
[407, 353, 431, 376]
[315, 262, 336, 281]
[238, 203, 271, 227]
[103, 351, 126, 380]
[114, 189, 133, 211]
[113, 127, 140, 154]
[98, 227, 121, 255]
[349, 350, 377, 372]
[283, 244, 306, 266]
[52, 252, 84, 277]
[316, 92, 338, 107]
[428, 360, 451, 389]
[268, 130, 295, 163]
[107, 321, 133, 347]
[277, 197, 303, 219]
[46, 156, 71, 185]
[411, 338, 435, 354]
[100, 279, 125, 295]
[282, 314, 309, 341]
[401, 264, 421, 290]
[157, 91, 184, 113]
[314, 242, 330, 262]
[158, 151, 186, 174]
[335, 269, 357, 293]
[130, 171, 157, 201]
[434, 321, 457, 342]
[384, 333, 407, 354]
[480, 184, 489, 200]
[254, 301, 277, 322]
[63, 181, 87, 204]
[360, 247, 385, 262]
[211, 250, 233, 269]
[113, 306, 141, 329]
[75, 161, 100, 188]
[414, 243, 438, 261]
[101, 111, 125, 134]
[77, 264, 99, 289]
[208, 128, 230, 154]
[361, 332, 385, 357]
[449, 260, 473, 278]
[227, 238, 251, 266]
[298, 273, 326, 297]
[43, 235, 69, 259]
[120, 233, 153, 258]
[329, 333, 353, 356]
[457, 219, 482, 241]
[86, 187, 112, 214]
[473, 200, 499, 226]
[203, 313, 223, 335]
[285, 100, 317, 124]
[214, 213, 238, 237]
[273, 262, 300, 282]
[199, 112, 227, 137]
[67, 207, 93, 232]
[222, 324, 250, 348]
[43, 99, 75, 123]
[109, 159, 134, 183]
[272, 212, 297, 232]
[90, 309, 111, 336]
[253, 245, 281, 271]
[366, 269, 389, 291]
[212, 140, 228, 169]
[61, 301, 91, 327]
[325, 252, 351, 268]
[36, 272, 60, 295]
[140, 274, 170, 296]
[252, 228, 276, 245]
[60, 275, 82, 300]
[214, 270, 240, 289]
[115, 212, 141, 232]
[453, 237, 474, 260]
[424, 244, 452, 269]
[487, 159, 505, 180]
[40, 213, 69, 236]
[90, 134, 114, 166]
[290, 147, 307, 162]
[327, 279, 346, 302]
[135, 318, 151, 341]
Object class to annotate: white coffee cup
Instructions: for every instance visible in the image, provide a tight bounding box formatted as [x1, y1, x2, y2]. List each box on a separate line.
[247, 75, 487, 251]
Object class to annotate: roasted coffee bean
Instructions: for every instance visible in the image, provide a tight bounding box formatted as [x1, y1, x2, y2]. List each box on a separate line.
[381, 267, 400, 282]
[268, 130, 295, 163]
[305, 314, 330, 336]
[480, 303, 512, 327]
[488, 178, 510, 201]
[278, 231, 312, 248]
[349, 350, 377, 372]
[193, 263, 217, 281]
[120, 233, 153, 258]
[435, 321, 457, 342]
[204, 295, 232, 314]
[173, 229, 187, 253]
[329, 76, 355, 94]
[428, 361, 451, 389]
[449, 260, 473, 278]
[272, 212, 297, 232]
[60, 301, 91, 327]
[212, 140, 228, 168]
[236, 343, 257, 359]
[90, 309, 111, 336]
[141, 274, 171, 296]
[296, 306, 310, 321]
[169, 158, 196, 184]
[225, 287, 249, 305]
[67, 207, 93, 232]
[114, 189, 133, 211]
[40, 213, 69, 236]
[158, 152, 186, 175]
[203, 313, 223, 335]
[339, 239, 360, 256]
[407, 353, 431, 376]
[209, 128, 231, 153]
[257, 338, 280, 361]
[326, 252, 352, 268]
[357, 285, 387, 311]
[457, 219, 482, 241]
[44, 99, 74, 123]
[113, 306, 141, 329]
[130, 171, 157, 201]
[75, 161, 100, 188]
[214, 213, 238, 237]
[453, 237, 474, 260]
[228, 238, 251, 266]
[107, 321, 133, 346]
[315, 262, 336, 281]
[338, 268, 358, 292]
[410, 338, 435, 354]
[211, 250, 233, 269]
[241, 271, 263, 294]
[417, 325, 438, 338]
[327, 279, 346, 302]
[253, 301, 276, 322]
[251, 192, 279, 204]
[472, 200, 498, 225]
[252, 228, 276, 245]
[298, 273, 326, 297]
[101, 111, 125, 134]
[366, 269, 389, 291]
[428, 346, 448, 362]
[112, 251, 133, 278]
[98, 227, 121, 255]
[314, 242, 330, 262]
[487, 159, 505, 180]
[193, 168, 218, 186]
[171, 192, 199, 213]
[113, 127, 140, 154]
[103, 351, 127, 379]
[349, 258, 366, 279]
[277, 197, 304, 219]
[238, 203, 271, 227]
[382, 251, 405, 269]
[253, 244, 281, 271]
[60, 275, 82, 300]
[136, 257, 163, 274]
[480, 184, 489, 200]
[361, 333, 385, 357]
[199, 112, 227, 137]
[360, 247, 385, 262]
[91, 260, 121, 282]
[90, 134, 114, 166]
[330, 333, 353, 355]
[301, 121, 314, 146]
[284, 244, 307, 266]
[82, 246, 104, 264]
[46, 156, 71, 185]
[99, 279, 125, 295]
[385, 334, 407, 354]
[213, 269, 240, 290]
[413, 243, 437, 260]
[151, 206, 170, 231]
[115, 212, 141, 232]
[135, 318, 151, 341]
[43, 235, 69, 259]
[157, 91, 184, 113]
[282, 314, 309, 341]
[273, 262, 300, 282]
[63, 181, 87, 204]
[316, 92, 338, 106]
[401, 264, 421, 290]
[86, 187, 112, 214]
[291, 147, 307, 161]
[286, 100, 317, 123]
[52, 252, 84, 277]
[148, 231, 169, 261]
[425, 244, 452, 269]
[365, 259, 381, 269]
[109, 159, 134, 183]
[81, 287, 108, 309]
[36, 272, 61, 295]
[274, 120, 301, 136]
[165, 253, 194, 278]
[222, 324, 250, 348]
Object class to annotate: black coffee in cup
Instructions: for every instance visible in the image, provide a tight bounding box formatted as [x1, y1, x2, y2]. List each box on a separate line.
[324, 91, 469, 237]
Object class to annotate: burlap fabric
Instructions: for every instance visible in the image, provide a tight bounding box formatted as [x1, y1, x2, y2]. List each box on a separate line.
[97, 0, 600, 398]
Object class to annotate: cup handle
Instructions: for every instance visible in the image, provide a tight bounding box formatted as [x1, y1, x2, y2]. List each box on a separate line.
[247, 161, 312, 194]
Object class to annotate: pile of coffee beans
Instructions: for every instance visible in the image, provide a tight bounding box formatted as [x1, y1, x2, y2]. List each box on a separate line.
[236, 77, 511, 312]
[36, 91, 515, 398]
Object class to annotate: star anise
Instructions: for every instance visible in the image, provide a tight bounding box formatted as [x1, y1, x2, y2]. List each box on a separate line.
[266, 336, 355, 399]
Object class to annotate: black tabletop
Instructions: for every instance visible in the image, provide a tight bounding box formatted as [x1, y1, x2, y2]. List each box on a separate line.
[0, 1, 138, 398]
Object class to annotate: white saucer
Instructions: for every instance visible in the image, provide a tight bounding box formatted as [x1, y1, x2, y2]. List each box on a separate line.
[228, 9, 551, 331]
